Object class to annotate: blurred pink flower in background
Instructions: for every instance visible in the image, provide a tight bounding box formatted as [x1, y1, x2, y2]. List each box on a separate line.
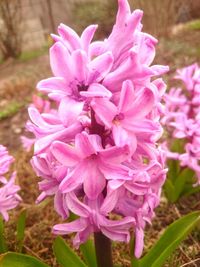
[0, 145, 21, 221]
[162, 63, 200, 184]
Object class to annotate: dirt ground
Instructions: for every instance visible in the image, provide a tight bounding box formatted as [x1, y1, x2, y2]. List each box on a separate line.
[0, 27, 200, 267]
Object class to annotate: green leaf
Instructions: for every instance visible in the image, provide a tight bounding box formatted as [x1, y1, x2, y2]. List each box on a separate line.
[80, 239, 97, 267]
[181, 184, 200, 197]
[167, 159, 180, 182]
[16, 209, 26, 252]
[130, 236, 139, 267]
[53, 237, 87, 267]
[139, 211, 200, 267]
[171, 139, 185, 154]
[164, 179, 175, 202]
[0, 218, 7, 253]
[172, 168, 194, 202]
[0, 252, 49, 267]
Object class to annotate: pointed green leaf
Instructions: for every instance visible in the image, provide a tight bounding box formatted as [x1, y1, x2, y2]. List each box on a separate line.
[167, 159, 180, 182]
[164, 179, 175, 202]
[0, 218, 7, 253]
[0, 252, 49, 267]
[172, 168, 194, 202]
[53, 237, 87, 267]
[139, 211, 200, 267]
[16, 209, 26, 252]
[80, 239, 97, 267]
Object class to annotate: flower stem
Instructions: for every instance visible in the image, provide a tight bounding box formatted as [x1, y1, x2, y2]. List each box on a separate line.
[94, 232, 113, 267]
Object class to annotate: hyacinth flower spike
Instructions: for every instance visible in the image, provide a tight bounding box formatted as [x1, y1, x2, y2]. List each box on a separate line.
[27, 0, 169, 266]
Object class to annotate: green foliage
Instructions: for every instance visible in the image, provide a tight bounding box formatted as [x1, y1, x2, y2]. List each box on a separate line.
[16, 209, 26, 253]
[187, 19, 200, 31]
[80, 239, 97, 267]
[164, 165, 197, 202]
[0, 101, 23, 120]
[0, 218, 7, 254]
[53, 236, 87, 267]
[18, 46, 48, 62]
[132, 211, 200, 267]
[0, 252, 50, 267]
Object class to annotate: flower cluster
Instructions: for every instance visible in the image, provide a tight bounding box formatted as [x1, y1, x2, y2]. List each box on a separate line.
[28, 0, 168, 258]
[162, 63, 200, 184]
[0, 145, 21, 221]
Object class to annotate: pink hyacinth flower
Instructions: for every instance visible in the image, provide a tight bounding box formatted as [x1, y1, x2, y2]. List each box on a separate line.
[163, 63, 200, 184]
[0, 145, 21, 221]
[28, 0, 168, 258]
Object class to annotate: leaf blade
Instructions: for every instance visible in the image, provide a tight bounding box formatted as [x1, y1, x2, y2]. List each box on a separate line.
[16, 209, 27, 253]
[80, 239, 97, 267]
[53, 236, 87, 267]
[0, 252, 49, 267]
[0, 217, 7, 253]
[139, 211, 200, 267]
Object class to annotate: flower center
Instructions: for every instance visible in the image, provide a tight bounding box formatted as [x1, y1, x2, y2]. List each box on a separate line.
[77, 84, 89, 92]
[113, 113, 125, 125]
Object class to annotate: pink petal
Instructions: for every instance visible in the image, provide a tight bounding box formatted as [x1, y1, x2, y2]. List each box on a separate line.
[59, 164, 84, 193]
[73, 226, 92, 247]
[91, 98, 117, 128]
[50, 42, 73, 81]
[101, 228, 130, 242]
[80, 83, 112, 98]
[118, 80, 135, 113]
[99, 162, 131, 181]
[54, 191, 69, 219]
[58, 23, 81, 51]
[66, 192, 91, 217]
[75, 132, 102, 158]
[103, 49, 155, 92]
[112, 124, 129, 147]
[81, 25, 98, 52]
[89, 41, 106, 59]
[83, 160, 106, 199]
[53, 219, 87, 235]
[125, 88, 155, 119]
[37, 77, 68, 94]
[51, 141, 79, 166]
[71, 49, 88, 82]
[28, 107, 50, 128]
[116, 0, 131, 25]
[58, 97, 84, 126]
[124, 183, 148, 195]
[109, 180, 125, 190]
[151, 65, 169, 75]
[100, 145, 130, 164]
[88, 52, 113, 83]
[134, 227, 144, 258]
[100, 189, 120, 213]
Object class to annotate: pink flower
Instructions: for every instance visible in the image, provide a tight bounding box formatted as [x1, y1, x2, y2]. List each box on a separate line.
[0, 145, 14, 183]
[28, 0, 168, 258]
[0, 145, 21, 221]
[51, 132, 130, 200]
[91, 80, 160, 153]
[53, 193, 135, 246]
[162, 63, 200, 184]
